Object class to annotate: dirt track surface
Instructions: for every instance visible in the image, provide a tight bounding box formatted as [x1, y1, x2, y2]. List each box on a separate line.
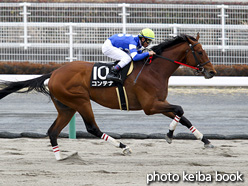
[0, 138, 247, 186]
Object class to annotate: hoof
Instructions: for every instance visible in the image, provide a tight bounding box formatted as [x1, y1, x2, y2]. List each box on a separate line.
[60, 152, 78, 161]
[165, 135, 172, 144]
[204, 143, 214, 148]
[122, 146, 132, 155]
[54, 152, 63, 161]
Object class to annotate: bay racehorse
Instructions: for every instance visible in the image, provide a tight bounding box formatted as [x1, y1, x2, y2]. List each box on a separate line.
[0, 33, 216, 160]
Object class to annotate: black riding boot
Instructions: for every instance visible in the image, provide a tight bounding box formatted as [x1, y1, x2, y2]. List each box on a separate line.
[106, 67, 122, 83]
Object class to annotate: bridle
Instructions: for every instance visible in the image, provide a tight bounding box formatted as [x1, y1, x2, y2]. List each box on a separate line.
[151, 42, 210, 74]
[187, 42, 210, 74]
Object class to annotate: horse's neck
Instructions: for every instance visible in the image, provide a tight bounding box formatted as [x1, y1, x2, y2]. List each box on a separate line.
[152, 43, 188, 78]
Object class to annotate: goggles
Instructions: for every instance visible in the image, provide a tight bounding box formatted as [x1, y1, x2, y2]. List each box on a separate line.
[145, 39, 153, 44]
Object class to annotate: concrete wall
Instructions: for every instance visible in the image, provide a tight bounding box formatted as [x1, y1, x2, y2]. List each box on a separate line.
[1, 75, 247, 87]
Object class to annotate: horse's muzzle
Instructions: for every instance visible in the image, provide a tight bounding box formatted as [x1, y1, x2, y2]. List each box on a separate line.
[203, 70, 216, 79]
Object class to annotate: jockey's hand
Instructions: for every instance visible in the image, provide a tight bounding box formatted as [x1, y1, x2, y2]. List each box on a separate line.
[148, 51, 156, 56]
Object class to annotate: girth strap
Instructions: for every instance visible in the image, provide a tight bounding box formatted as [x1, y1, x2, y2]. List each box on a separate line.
[116, 85, 129, 111]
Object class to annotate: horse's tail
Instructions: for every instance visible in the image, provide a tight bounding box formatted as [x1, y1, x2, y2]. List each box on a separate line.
[0, 73, 52, 100]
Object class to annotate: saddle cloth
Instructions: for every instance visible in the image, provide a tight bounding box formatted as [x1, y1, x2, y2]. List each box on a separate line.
[90, 61, 133, 87]
[90, 61, 133, 111]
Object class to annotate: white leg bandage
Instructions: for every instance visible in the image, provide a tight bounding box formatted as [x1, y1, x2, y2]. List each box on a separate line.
[52, 145, 62, 160]
[169, 115, 181, 131]
[190, 126, 203, 140]
[101, 133, 120, 148]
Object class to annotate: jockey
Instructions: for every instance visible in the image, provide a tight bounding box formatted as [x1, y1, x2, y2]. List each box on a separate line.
[102, 28, 156, 83]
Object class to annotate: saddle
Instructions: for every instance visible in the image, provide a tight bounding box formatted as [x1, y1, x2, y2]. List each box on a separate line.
[90, 61, 133, 87]
[90, 61, 134, 111]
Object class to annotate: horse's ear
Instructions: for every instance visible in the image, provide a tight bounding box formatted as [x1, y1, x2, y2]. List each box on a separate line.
[196, 32, 200, 41]
[185, 36, 194, 44]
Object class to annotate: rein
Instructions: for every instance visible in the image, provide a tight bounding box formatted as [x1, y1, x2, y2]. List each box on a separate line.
[153, 54, 200, 70]
[150, 42, 210, 72]
[134, 42, 210, 83]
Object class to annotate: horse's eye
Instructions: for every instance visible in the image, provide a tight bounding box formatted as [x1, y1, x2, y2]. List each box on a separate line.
[198, 51, 203, 55]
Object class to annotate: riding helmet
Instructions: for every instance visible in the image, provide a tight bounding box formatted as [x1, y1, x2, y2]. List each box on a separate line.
[138, 28, 155, 40]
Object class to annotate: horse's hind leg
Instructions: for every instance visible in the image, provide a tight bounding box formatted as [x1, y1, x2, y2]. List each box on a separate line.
[47, 98, 76, 160]
[77, 100, 131, 155]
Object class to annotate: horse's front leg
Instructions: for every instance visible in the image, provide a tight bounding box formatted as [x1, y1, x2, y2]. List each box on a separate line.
[143, 100, 183, 141]
[145, 100, 213, 148]
[163, 112, 213, 147]
[178, 116, 214, 148]
[149, 102, 184, 144]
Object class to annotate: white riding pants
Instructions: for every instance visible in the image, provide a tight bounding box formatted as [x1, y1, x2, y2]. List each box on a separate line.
[102, 39, 132, 68]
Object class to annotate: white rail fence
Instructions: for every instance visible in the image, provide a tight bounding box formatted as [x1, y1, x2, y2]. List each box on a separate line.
[0, 3, 248, 65]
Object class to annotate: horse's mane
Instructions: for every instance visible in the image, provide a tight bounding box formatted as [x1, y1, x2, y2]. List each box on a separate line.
[151, 34, 197, 55]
